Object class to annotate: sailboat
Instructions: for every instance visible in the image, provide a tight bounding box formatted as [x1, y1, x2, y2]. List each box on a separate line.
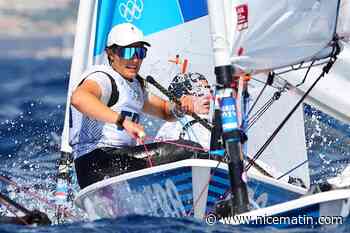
[59, 0, 350, 226]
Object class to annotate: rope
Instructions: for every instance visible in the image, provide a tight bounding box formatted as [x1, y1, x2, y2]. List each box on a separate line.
[146, 135, 208, 152]
[178, 117, 203, 153]
[246, 43, 340, 171]
[142, 134, 226, 216]
[247, 75, 271, 116]
[296, 60, 316, 87]
[141, 143, 154, 167]
[277, 160, 309, 180]
[247, 91, 282, 130]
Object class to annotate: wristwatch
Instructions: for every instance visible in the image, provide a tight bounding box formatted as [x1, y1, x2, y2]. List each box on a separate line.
[115, 113, 126, 129]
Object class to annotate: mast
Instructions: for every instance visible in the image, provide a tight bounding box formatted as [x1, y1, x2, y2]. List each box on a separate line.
[207, 0, 249, 215]
[56, 0, 96, 223]
[60, 0, 96, 154]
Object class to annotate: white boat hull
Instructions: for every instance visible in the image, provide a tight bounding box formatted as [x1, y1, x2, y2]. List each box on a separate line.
[75, 159, 350, 227]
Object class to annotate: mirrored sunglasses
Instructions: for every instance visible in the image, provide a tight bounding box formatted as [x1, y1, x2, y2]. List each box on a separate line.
[114, 47, 147, 60]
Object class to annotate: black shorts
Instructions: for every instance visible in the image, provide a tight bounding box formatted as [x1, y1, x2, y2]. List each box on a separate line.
[74, 139, 206, 189]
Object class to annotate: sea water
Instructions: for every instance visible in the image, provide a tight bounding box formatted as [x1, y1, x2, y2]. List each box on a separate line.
[0, 58, 349, 232]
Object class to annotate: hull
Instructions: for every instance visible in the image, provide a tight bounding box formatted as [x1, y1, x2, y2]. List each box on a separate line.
[226, 190, 350, 226]
[76, 159, 307, 220]
[75, 159, 350, 226]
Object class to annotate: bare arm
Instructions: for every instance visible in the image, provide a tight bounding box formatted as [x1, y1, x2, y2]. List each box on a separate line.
[143, 92, 211, 122]
[71, 80, 145, 139]
[143, 94, 176, 121]
[71, 80, 118, 123]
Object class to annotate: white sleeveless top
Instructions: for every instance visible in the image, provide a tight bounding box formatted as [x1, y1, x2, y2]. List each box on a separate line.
[70, 65, 146, 159]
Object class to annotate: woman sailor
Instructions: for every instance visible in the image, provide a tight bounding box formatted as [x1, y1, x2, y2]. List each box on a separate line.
[156, 72, 212, 149]
[70, 23, 209, 189]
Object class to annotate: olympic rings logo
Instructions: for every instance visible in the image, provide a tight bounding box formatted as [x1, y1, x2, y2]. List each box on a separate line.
[119, 0, 144, 22]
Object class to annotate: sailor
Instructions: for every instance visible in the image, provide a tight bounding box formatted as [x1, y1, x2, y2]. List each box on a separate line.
[156, 72, 212, 149]
[70, 23, 210, 189]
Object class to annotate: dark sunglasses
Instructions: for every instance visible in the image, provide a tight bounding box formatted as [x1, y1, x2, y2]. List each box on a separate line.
[113, 47, 147, 60]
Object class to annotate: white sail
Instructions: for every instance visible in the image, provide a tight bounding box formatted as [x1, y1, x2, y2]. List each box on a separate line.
[285, 43, 350, 125]
[217, 0, 343, 73]
[61, 0, 96, 153]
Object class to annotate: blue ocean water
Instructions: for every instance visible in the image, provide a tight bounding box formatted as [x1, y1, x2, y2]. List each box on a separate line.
[0, 58, 349, 232]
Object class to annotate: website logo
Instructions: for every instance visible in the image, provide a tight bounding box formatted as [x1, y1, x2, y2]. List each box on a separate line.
[119, 0, 144, 22]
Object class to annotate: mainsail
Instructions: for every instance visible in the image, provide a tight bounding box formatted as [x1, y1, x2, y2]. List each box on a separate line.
[224, 0, 340, 72]
[61, 0, 350, 190]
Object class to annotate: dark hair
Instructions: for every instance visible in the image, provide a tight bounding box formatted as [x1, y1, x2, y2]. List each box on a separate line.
[105, 45, 119, 65]
[108, 44, 120, 54]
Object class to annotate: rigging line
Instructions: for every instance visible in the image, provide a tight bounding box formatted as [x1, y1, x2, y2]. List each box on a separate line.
[277, 159, 309, 180]
[246, 43, 340, 171]
[208, 157, 275, 212]
[149, 137, 274, 178]
[0, 175, 77, 219]
[244, 155, 274, 178]
[275, 60, 329, 76]
[247, 76, 287, 130]
[141, 142, 153, 167]
[251, 77, 273, 86]
[144, 135, 227, 216]
[247, 75, 270, 116]
[0, 176, 52, 206]
[247, 97, 274, 129]
[146, 135, 208, 152]
[206, 156, 276, 209]
[247, 92, 280, 130]
[178, 116, 203, 149]
[296, 60, 316, 87]
[133, 134, 153, 167]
